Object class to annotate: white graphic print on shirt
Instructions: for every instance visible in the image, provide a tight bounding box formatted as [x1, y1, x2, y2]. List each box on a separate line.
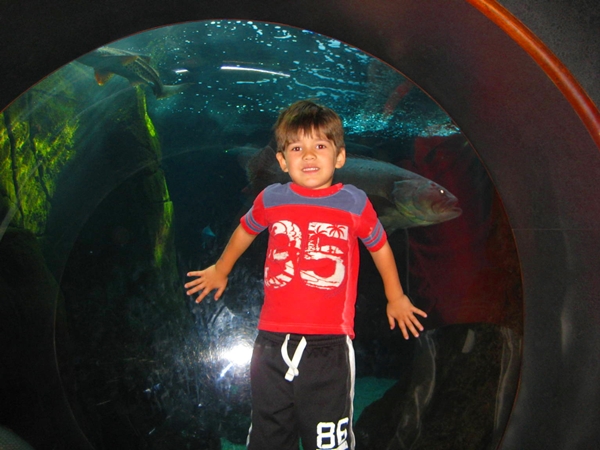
[264, 220, 348, 290]
[265, 220, 302, 289]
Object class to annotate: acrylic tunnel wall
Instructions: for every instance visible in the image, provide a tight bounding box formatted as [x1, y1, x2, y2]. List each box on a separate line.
[0, 1, 599, 450]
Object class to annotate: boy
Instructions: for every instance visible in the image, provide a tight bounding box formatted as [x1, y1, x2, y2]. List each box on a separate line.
[184, 100, 427, 450]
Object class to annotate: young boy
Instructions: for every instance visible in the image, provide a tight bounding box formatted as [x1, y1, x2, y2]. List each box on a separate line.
[185, 100, 427, 450]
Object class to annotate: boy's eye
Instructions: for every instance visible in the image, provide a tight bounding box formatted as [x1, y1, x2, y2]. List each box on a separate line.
[290, 146, 301, 152]
[316, 144, 326, 149]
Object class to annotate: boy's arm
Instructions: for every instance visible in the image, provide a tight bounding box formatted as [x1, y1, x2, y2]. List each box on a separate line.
[184, 224, 257, 303]
[370, 241, 427, 339]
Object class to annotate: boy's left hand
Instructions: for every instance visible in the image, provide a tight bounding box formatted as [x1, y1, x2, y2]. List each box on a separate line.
[386, 295, 427, 339]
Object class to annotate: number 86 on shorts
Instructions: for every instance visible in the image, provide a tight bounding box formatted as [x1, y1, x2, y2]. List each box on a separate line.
[316, 417, 350, 450]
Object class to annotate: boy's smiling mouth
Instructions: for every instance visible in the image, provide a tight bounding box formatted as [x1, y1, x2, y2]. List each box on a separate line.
[302, 167, 319, 172]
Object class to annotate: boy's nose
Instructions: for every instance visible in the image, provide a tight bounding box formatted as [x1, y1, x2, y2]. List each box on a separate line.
[303, 150, 316, 159]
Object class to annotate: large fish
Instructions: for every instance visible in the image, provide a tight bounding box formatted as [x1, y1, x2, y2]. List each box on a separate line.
[231, 145, 462, 233]
[77, 47, 191, 99]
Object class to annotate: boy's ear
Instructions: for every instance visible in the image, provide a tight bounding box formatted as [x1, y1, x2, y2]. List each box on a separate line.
[275, 151, 289, 172]
[335, 147, 346, 169]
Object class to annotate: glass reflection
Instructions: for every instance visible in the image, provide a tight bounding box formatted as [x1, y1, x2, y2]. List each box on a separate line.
[0, 20, 522, 449]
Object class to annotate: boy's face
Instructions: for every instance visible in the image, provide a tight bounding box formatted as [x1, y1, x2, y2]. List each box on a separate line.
[275, 129, 346, 190]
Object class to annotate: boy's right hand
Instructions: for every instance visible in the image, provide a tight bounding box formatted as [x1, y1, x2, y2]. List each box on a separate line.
[184, 264, 228, 303]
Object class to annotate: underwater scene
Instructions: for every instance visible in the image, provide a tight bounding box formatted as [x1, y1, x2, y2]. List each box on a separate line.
[0, 20, 523, 449]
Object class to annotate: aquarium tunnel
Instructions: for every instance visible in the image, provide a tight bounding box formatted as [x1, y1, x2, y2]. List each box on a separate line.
[0, 0, 599, 449]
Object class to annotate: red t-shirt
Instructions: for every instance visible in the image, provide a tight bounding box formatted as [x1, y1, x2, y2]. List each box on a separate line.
[241, 182, 386, 338]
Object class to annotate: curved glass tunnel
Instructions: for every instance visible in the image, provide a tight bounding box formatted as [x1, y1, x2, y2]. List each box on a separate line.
[0, 21, 523, 449]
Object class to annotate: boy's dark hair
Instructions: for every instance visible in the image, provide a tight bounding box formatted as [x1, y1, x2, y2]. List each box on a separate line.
[273, 100, 345, 153]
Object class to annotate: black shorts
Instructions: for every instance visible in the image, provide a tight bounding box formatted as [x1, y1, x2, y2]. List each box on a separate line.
[247, 331, 355, 450]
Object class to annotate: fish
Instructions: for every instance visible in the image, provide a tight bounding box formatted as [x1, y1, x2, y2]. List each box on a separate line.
[383, 81, 413, 116]
[76, 47, 191, 99]
[201, 225, 217, 249]
[230, 145, 462, 234]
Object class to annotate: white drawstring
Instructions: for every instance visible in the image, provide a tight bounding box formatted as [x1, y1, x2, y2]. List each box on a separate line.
[281, 334, 307, 381]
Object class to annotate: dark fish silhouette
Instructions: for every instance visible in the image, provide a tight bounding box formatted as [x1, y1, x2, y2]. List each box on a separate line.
[77, 47, 191, 99]
[230, 145, 462, 233]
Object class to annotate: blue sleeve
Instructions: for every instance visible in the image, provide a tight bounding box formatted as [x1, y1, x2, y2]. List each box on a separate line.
[240, 190, 268, 235]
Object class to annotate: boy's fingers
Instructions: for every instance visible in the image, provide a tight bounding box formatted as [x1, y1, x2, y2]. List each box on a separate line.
[184, 278, 200, 289]
[186, 271, 202, 278]
[184, 272, 207, 289]
[414, 307, 428, 318]
[195, 289, 209, 303]
[399, 323, 409, 340]
[408, 323, 420, 338]
[411, 316, 425, 331]
[387, 314, 396, 330]
[196, 283, 214, 302]
[213, 286, 225, 301]
[186, 280, 206, 295]
[397, 316, 424, 339]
